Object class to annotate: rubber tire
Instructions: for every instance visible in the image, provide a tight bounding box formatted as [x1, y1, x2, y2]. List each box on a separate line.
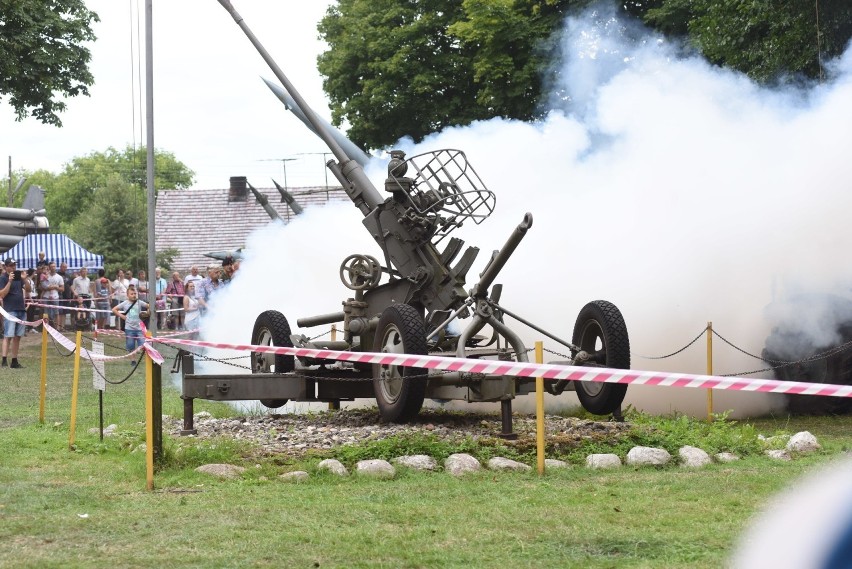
[250, 310, 295, 409]
[572, 300, 630, 415]
[372, 304, 428, 423]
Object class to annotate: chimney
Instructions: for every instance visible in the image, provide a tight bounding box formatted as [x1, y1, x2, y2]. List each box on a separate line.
[228, 176, 248, 202]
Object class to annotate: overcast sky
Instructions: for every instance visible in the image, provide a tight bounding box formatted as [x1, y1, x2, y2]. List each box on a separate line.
[1, 0, 338, 190]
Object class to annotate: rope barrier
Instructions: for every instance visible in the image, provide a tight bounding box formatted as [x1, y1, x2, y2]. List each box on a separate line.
[11, 298, 852, 400]
[153, 336, 852, 399]
[631, 326, 709, 360]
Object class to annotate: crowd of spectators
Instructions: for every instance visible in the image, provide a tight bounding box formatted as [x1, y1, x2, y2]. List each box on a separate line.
[0, 252, 241, 366]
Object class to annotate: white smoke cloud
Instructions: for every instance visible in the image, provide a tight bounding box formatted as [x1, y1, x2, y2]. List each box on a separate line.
[199, 5, 852, 417]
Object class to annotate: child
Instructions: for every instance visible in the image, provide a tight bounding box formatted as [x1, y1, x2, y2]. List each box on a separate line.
[111, 285, 150, 364]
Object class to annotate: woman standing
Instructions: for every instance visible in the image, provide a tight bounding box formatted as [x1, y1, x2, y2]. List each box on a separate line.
[111, 269, 129, 330]
[182, 281, 201, 339]
[94, 269, 112, 330]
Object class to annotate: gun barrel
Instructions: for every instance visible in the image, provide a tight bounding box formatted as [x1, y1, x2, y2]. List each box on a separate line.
[217, 0, 384, 211]
[297, 311, 346, 328]
[263, 78, 371, 167]
[470, 213, 533, 298]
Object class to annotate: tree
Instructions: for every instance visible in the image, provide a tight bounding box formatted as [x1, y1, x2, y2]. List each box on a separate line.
[318, 0, 851, 150]
[0, 0, 100, 126]
[449, 0, 577, 121]
[65, 175, 147, 275]
[318, 0, 491, 151]
[44, 145, 195, 232]
[645, 0, 852, 83]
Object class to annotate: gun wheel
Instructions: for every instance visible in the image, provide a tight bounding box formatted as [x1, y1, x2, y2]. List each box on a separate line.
[251, 310, 295, 409]
[572, 300, 630, 415]
[373, 303, 428, 423]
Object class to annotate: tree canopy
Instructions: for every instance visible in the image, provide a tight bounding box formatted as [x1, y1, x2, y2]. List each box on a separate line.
[645, 0, 852, 83]
[0, 0, 99, 126]
[4, 146, 194, 271]
[65, 175, 148, 274]
[317, 0, 492, 152]
[318, 0, 852, 150]
[41, 145, 194, 233]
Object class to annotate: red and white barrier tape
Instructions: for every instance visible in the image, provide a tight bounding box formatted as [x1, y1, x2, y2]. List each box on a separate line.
[153, 336, 852, 399]
[43, 321, 157, 363]
[28, 301, 184, 315]
[28, 301, 112, 314]
[9, 301, 852, 398]
[0, 305, 46, 327]
[93, 326, 199, 338]
[0, 304, 163, 364]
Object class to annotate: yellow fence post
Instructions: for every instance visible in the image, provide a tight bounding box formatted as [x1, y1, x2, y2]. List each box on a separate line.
[68, 331, 82, 449]
[39, 323, 48, 423]
[706, 321, 714, 422]
[328, 324, 341, 410]
[145, 351, 155, 491]
[535, 341, 545, 475]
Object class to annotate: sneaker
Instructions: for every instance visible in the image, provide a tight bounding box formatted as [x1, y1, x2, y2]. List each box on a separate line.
[10, 361, 23, 369]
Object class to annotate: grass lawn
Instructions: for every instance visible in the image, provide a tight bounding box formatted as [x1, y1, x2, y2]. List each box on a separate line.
[1, 331, 851, 568]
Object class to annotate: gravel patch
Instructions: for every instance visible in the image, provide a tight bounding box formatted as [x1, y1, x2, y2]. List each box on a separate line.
[167, 408, 630, 457]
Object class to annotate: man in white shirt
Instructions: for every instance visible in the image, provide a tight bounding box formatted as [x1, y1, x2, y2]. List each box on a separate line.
[183, 266, 203, 288]
[71, 267, 92, 298]
[41, 262, 65, 329]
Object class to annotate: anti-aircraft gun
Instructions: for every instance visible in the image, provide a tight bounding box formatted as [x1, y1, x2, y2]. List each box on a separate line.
[188, 1, 632, 434]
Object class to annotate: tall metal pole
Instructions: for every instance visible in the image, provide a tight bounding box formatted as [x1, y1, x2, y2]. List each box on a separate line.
[145, 0, 156, 336]
[145, 0, 162, 470]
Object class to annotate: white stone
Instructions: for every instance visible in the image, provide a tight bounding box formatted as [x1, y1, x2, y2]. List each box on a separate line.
[355, 459, 395, 479]
[279, 471, 309, 482]
[626, 446, 671, 466]
[679, 446, 712, 468]
[444, 453, 482, 476]
[586, 454, 621, 469]
[544, 459, 570, 469]
[194, 411, 212, 419]
[715, 452, 740, 463]
[766, 449, 792, 461]
[786, 431, 821, 454]
[194, 464, 246, 478]
[317, 459, 349, 476]
[487, 457, 531, 472]
[88, 423, 118, 437]
[392, 455, 438, 471]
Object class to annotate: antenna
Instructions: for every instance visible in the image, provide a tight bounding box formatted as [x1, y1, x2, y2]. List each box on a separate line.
[258, 158, 297, 190]
[297, 152, 333, 191]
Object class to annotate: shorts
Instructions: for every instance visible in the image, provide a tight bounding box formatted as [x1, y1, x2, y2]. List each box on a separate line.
[125, 328, 144, 352]
[3, 311, 27, 337]
[45, 299, 60, 319]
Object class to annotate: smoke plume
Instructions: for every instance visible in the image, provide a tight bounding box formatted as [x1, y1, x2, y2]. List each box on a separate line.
[201, 5, 852, 418]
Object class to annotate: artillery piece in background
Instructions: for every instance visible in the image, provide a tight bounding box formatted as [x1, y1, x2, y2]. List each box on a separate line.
[762, 294, 852, 415]
[187, 1, 632, 434]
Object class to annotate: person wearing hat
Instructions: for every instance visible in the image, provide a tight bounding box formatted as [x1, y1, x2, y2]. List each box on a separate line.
[0, 258, 32, 368]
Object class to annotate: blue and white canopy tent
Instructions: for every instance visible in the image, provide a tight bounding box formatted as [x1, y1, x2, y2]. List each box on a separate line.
[4, 234, 104, 271]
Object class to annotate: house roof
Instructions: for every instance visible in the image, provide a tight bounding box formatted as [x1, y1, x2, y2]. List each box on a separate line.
[155, 185, 348, 274]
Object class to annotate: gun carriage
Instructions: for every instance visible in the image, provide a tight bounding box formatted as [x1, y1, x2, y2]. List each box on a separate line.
[181, 1, 632, 436]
